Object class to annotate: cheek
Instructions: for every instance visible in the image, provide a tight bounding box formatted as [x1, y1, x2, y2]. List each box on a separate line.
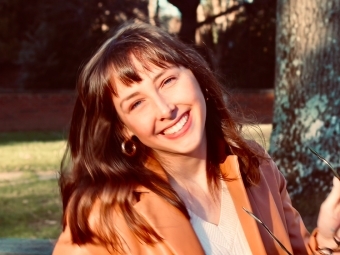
[185, 83, 206, 108]
[191, 85, 207, 120]
[182, 75, 204, 100]
[124, 114, 154, 138]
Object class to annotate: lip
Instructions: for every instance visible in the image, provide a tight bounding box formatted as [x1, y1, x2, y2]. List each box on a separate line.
[160, 111, 192, 139]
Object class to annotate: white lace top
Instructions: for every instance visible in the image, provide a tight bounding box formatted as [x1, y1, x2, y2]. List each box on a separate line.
[188, 182, 252, 255]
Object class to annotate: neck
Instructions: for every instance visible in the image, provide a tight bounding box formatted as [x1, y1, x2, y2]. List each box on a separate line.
[152, 137, 222, 221]
[156, 136, 215, 197]
[166, 155, 208, 184]
[154, 136, 210, 190]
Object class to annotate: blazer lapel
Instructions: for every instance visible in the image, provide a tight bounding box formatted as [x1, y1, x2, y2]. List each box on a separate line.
[246, 165, 294, 255]
[135, 157, 205, 255]
[134, 191, 205, 255]
[220, 155, 267, 255]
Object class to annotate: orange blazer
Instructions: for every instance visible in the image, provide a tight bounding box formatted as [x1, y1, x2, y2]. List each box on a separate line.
[53, 155, 320, 255]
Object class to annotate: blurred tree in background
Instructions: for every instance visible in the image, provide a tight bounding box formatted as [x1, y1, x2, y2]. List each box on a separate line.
[0, 0, 275, 90]
[167, 0, 200, 44]
[0, 0, 21, 66]
[162, 0, 276, 89]
[0, 0, 148, 90]
[206, 0, 276, 89]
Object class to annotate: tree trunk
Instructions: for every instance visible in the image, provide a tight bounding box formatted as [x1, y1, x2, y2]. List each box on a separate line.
[168, 0, 200, 44]
[270, 0, 340, 228]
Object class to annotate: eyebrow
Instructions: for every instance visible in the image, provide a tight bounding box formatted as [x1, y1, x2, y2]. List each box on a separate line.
[152, 68, 168, 83]
[119, 67, 173, 109]
[120, 91, 140, 109]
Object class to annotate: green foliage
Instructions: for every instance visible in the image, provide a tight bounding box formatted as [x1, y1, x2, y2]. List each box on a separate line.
[4, 0, 148, 90]
[217, 1, 276, 89]
[0, 0, 21, 64]
[0, 0, 276, 90]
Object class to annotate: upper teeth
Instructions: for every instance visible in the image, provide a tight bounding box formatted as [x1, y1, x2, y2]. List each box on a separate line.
[163, 114, 189, 135]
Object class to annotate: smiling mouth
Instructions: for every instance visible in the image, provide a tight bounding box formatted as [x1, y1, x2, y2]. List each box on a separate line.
[162, 113, 189, 135]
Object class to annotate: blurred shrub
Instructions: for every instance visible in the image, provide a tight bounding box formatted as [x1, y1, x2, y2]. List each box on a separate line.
[1, 0, 148, 90]
[217, 1, 276, 89]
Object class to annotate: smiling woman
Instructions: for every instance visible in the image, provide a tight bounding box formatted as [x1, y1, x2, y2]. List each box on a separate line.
[52, 22, 340, 255]
[112, 64, 206, 157]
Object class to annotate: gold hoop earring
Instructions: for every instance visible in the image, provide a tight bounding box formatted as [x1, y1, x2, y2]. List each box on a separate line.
[121, 139, 136, 157]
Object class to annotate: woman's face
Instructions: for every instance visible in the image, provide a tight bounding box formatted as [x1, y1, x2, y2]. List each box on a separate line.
[111, 57, 207, 158]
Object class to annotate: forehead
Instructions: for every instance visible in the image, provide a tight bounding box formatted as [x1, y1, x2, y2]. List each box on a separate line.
[109, 55, 173, 97]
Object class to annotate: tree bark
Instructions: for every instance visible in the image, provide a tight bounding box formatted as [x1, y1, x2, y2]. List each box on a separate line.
[270, 0, 340, 226]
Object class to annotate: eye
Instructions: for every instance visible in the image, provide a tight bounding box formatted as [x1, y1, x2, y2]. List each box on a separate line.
[163, 77, 176, 86]
[130, 100, 143, 110]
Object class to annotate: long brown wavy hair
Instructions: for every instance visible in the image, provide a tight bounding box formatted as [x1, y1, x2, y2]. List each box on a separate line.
[59, 21, 262, 253]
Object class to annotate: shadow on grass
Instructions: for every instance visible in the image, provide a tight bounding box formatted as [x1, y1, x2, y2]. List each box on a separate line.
[0, 131, 67, 145]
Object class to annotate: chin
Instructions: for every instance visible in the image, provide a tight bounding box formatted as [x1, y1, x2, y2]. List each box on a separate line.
[173, 141, 205, 155]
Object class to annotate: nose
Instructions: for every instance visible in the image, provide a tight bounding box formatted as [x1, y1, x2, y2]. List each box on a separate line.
[154, 94, 175, 121]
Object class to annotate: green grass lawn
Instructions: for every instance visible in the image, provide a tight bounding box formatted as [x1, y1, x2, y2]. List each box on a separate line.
[0, 179, 62, 238]
[0, 132, 67, 173]
[0, 132, 67, 239]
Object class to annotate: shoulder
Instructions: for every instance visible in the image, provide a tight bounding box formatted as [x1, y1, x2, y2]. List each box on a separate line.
[247, 140, 287, 190]
[53, 199, 141, 255]
[259, 151, 287, 191]
[52, 220, 113, 255]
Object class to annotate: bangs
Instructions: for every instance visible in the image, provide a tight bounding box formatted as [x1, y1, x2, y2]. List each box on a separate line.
[106, 45, 182, 96]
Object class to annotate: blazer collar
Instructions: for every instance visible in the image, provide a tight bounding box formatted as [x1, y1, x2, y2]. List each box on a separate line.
[220, 155, 267, 254]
